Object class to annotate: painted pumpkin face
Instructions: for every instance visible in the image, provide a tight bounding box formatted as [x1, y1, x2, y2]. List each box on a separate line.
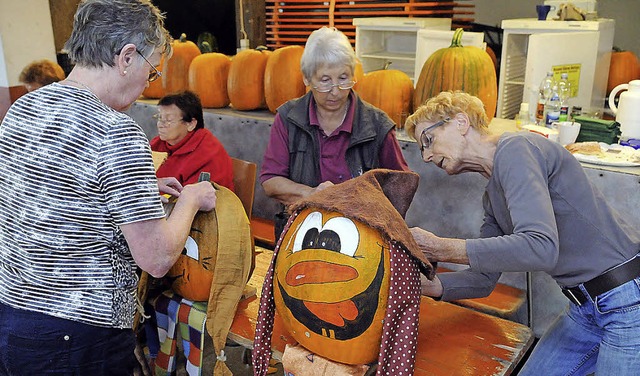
[166, 209, 218, 301]
[273, 208, 390, 365]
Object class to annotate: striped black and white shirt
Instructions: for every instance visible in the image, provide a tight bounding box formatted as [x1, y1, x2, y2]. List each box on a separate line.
[0, 83, 165, 328]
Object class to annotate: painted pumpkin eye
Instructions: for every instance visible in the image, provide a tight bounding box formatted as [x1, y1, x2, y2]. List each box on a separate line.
[183, 236, 198, 260]
[292, 212, 359, 257]
[301, 228, 320, 249]
[293, 211, 323, 253]
[322, 217, 358, 257]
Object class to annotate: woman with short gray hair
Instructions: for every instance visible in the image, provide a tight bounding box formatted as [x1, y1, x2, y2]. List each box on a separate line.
[0, 0, 216, 373]
[260, 26, 410, 239]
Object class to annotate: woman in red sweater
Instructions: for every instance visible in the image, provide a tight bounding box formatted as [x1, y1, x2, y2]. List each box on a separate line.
[150, 90, 234, 190]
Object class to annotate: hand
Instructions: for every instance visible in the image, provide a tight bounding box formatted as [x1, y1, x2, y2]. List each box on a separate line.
[420, 274, 443, 298]
[182, 181, 217, 212]
[158, 177, 183, 198]
[410, 227, 441, 262]
[315, 181, 334, 192]
[410, 227, 470, 265]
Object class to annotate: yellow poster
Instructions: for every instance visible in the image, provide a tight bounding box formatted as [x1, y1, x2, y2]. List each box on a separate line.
[552, 64, 581, 98]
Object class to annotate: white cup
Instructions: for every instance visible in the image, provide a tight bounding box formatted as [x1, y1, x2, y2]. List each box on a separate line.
[555, 121, 581, 145]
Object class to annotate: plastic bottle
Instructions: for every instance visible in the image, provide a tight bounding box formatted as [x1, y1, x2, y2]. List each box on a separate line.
[557, 73, 571, 121]
[570, 106, 582, 120]
[536, 71, 555, 125]
[545, 82, 561, 127]
[515, 102, 530, 129]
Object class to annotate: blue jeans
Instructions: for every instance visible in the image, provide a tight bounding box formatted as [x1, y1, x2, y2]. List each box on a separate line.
[0, 302, 136, 375]
[519, 277, 640, 376]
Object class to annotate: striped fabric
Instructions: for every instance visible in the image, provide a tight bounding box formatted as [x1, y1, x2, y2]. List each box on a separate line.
[0, 83, 166, 328]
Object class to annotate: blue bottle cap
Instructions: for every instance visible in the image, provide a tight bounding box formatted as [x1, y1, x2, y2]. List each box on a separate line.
[619, 138, 640, 150]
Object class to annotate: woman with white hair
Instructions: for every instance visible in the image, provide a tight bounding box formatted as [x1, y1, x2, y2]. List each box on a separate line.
[260, 26, 409, 239]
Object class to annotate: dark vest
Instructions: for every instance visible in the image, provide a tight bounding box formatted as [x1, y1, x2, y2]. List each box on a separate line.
[277, 91, 395, 187]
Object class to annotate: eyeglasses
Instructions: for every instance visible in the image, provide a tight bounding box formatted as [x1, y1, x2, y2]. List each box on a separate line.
[153, 114, 184, 126]
[419, 118, 450, 157]
[136, 49, 162, 83]
[311, 80, 356, 93]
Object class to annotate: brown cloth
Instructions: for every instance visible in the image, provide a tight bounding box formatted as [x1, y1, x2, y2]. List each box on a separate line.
[206, 183, 253, 376]
[136, 183, 252, 376]
[253, 169, 433, 376]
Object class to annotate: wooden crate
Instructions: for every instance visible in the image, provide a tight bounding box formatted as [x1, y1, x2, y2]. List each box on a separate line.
[265, 0, 476, 49]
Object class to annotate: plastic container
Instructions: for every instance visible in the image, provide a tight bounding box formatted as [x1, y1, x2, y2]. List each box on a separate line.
[515, 103, 531, 129]
[544, 83, 561, 127]
[536, 71, 555, 125]
[557, 73, 571, 121]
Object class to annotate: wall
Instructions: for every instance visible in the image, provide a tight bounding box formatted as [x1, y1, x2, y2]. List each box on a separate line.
[0, 0, 57, 119]
[474, 0, 640, 56]
[0, 0, 57, 87]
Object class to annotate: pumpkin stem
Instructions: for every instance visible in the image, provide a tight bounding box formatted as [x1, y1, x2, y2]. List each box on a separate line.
[383, 61, 392, 70]
[200, 41, 213, 54]
[450, 28, 465, 48]
[179, 33, 187, 43]
[256, 45, 269, 51]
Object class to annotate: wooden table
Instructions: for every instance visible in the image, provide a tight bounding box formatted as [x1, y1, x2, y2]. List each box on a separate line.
[229, 248, 535, 375]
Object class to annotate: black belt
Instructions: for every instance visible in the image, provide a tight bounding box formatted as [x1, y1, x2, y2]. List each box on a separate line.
[562, 256, 640, 305]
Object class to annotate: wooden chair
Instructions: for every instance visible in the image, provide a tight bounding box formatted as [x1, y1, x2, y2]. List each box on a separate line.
[231, 157, 257, 221]
[230, 157, 260, 296]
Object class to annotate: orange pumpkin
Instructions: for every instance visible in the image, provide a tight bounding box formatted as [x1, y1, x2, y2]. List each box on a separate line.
[141, 55, 165, 99]
[228, 47, 272, 110]
[273, 208, 391, 365]
[162, 33, 201, 95]
[352, 59, 365, 91]
[188, 52, 232, 108]
[414, 28, 497, 120]
[607, 48, 640, 94]
[165, 205, 218, 301]
[485, 45, 498, 72]
[356, 67, 413, 128]
[264, 45, 305, 113]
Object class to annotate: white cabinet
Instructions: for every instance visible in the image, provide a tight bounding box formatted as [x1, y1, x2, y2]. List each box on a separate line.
[497, 18, 615, 120]
[353, 17, 451, 82]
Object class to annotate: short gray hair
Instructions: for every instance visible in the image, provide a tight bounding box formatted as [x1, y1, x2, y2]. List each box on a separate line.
[64, 0, 172, 68]
[300, 27, 356, 80]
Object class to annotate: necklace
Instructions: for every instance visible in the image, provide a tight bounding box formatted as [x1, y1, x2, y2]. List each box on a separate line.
[64, 79, 93, 93]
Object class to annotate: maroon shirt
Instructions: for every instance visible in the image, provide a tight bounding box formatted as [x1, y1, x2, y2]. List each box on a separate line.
[260, 92, 409, 185]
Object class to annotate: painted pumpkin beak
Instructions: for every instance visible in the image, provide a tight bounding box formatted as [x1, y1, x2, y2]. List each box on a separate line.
[285, 260, 358, 286]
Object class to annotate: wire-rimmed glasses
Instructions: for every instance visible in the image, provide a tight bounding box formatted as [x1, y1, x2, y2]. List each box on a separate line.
[311, 80, 357, 93]
[419, 118, 450, 157]
[152, 114, 184, 126]
[136, 49, 162, 83]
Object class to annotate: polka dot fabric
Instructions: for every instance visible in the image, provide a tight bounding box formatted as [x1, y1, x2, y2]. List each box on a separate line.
[376, 240, 422, 375]
[252, 212, 298, 376]
[252, 210, 423, 376]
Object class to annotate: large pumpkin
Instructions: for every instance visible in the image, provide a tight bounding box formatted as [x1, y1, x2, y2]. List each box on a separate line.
[141, 55, 165, 99]
[356, 67, 413, 128]
[414, 28, 497, 120]
[228, 47, 272, 110]
[165, 204, 218, 301]
[188, 52, 232, 108]
[273, 208, 391, 365]
[351, 58, 365, 91]
[607, 48, 640, 94]
[162, 33, 201, 95]
[264, 45, 305, 113]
